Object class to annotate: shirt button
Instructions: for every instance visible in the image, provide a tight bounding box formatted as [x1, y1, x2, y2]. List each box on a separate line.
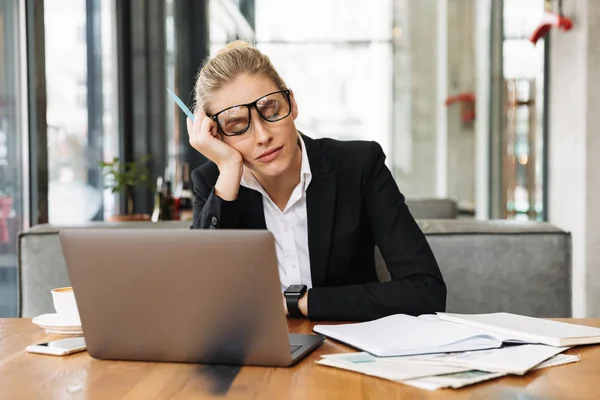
[209, 225, 216, 230]
[211, 216, 218, 225]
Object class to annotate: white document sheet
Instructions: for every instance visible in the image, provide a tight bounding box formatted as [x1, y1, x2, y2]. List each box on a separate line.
[313, 314, 503, 357]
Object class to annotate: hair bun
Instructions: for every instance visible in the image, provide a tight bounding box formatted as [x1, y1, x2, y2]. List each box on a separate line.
[216, 40, 254, 56]
[195, 39, 287, 114]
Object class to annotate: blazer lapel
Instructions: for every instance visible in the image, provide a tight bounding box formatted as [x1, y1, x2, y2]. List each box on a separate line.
[238, 186, 267, 229]
[303, 135, 336, 287]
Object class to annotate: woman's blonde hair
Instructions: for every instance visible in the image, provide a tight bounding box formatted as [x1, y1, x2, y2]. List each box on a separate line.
[194, 40, 287, 114]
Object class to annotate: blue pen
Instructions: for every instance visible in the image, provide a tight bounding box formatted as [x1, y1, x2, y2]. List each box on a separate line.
[167, 88, 195, 122]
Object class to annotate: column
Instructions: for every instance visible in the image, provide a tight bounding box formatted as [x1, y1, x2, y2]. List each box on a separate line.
[173, 0, 210, 171]
[548, 0, 600, 317]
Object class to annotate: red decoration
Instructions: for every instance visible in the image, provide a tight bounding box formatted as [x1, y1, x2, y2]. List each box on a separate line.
[445, 92, 476, 123]
[530, 11, 573, 45]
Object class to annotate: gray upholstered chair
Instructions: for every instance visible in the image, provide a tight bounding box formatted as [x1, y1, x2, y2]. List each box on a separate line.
[18, 219, 571, 318]
[405, 198, 458, 219]
[375, 220, 571, 317]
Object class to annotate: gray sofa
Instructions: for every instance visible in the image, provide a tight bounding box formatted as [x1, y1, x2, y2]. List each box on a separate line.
[405, 198, 458, 219]
[18, 219, 571, 319]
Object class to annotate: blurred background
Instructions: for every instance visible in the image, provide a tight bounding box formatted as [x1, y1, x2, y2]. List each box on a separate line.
[3, 0, 598, 318]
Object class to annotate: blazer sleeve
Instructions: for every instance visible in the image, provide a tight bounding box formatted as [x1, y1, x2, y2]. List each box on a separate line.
[307, 142, 447, 321]
[190, 168, 242, 230]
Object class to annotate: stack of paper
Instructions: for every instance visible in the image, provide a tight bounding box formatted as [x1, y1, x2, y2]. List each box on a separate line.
[394, 344, 568, 375]
[317, 351, 580, 391]
[313, 311, 596, 390]
[402, 355, 580, 391]
[314, 312, 600, 358]
[317, 355, 471, 382]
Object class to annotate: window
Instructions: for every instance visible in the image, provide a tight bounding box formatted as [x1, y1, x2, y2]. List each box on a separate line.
[208, 0, 394, 157]
[0, 0, 26, 317]
[44, 0, 120, 224]
[502, 0, 546, 220]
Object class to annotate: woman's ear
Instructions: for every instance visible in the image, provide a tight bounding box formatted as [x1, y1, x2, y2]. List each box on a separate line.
[289, 89, 299, 120]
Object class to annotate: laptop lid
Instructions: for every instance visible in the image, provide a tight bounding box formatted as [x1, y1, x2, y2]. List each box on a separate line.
[59, 228, 294, 366]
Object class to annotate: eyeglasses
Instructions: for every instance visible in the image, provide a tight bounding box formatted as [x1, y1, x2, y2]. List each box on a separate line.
[210, 89, 292, 136]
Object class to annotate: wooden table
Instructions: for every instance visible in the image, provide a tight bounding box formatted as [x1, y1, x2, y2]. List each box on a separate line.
[1, 318, 599, 399]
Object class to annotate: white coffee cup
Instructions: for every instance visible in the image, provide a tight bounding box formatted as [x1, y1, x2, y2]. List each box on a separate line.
[51, 286, 80, 321]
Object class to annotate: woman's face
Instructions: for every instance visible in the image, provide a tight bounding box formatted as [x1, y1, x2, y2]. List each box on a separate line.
[207, 73, 300, 179]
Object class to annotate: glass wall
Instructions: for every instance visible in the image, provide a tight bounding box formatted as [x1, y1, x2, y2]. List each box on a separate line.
[206, 0, 393, 158]
[127, 0, 550, 223]
[0, 0, 120, 316]
[502, 0, 546, 220]
[44, 0, 119, 224]
[255, 0, 393, 156]
[205, 1, 479, 210]
[0, 0, 26, 317]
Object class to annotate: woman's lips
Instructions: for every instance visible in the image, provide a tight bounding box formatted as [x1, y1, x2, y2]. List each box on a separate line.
[257, 145, 283, 162]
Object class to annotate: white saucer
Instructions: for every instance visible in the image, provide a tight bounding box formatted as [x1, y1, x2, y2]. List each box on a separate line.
[32, 313, 83, 335]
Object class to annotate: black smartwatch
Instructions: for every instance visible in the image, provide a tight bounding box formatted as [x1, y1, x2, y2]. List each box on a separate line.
[284, 284, 307, 318]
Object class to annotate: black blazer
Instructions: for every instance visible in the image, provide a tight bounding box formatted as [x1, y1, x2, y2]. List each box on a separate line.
[190, 134, 446, 321]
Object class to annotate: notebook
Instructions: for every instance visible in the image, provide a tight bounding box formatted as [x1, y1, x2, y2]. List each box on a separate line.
[417, 314, 535, 344]
[312, 314, 503, 357]
[437, 312, 600, 347]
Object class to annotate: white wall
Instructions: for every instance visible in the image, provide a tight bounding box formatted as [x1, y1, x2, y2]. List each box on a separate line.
[392, 0, 476, 205]
[548, 0, 600, 317]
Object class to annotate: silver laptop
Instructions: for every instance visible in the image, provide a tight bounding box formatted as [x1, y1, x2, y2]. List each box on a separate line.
[59, 228, 324, 367]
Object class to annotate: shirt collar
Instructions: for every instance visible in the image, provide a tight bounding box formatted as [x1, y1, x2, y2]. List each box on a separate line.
[298, 134, 313, 191]
[240, 134, 312, 193]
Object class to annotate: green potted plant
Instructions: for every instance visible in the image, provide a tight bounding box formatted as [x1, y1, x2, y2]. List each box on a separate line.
[99, 155, 153, 221]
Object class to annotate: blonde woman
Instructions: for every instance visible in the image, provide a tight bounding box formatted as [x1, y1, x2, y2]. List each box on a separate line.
[187, 41, 446, 322]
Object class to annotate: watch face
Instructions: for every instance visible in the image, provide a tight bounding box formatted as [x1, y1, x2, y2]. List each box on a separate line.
[286, 284, 306, 294]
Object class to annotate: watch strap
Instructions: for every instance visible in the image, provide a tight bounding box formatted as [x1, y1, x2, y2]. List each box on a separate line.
[286, 293, 303, 318]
